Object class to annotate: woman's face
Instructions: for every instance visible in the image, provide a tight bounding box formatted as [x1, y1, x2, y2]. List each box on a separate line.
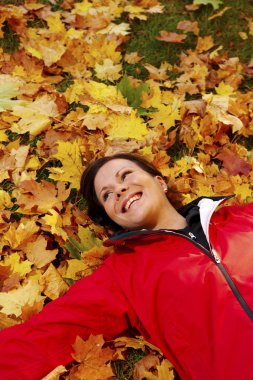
[94, 158, 170, 230]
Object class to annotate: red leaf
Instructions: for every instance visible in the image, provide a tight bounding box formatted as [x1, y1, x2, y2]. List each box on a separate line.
[216, 148, 251, 176]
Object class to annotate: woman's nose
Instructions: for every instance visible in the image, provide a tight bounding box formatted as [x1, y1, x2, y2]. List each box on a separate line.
[115, 184, 127, 198]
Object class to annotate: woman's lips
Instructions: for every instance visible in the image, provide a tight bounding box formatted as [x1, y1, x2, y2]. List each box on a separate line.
[122, 192, 142, 213]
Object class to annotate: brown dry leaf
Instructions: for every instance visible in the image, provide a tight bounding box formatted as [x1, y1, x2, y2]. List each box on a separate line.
[176, 20, 199, 35]
[2, 273, 21, 292]
[0, 265, 11, 291]
[156, 31, 187, 43]
[216, 148, 252, 176]
[41, 264, 69, 300]
[182, 99, 207, 118]
[144, 359, 175, 380]
[0, 312, 17, 330]
[15, 180, 70, 214]
[21, 299, 44, 322]
[144, 63, 169, 81]
[24, 235, 58, 269]
[70, 335, 115, 380]
[133, 354, 160, 380]
[208, 6, 231, 20]
[125, 52, 143, 64]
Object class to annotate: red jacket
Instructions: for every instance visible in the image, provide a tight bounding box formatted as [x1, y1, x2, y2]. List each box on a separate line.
[1, 198, 253, 380]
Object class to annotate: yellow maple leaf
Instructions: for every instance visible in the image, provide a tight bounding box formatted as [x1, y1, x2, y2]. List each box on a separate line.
[11, 94, 58, 136]
[64, 259, 88, 280]
[3, 220, 40, 249]
[42, 209, 68, 241]
[78, 225, 102, 250]
[95, 59, 122, 82]
[41, 264, 68, 300]
[124, 5, 147, 20]
[0, 276, 44, 317]
[45, 13, 66, 33]
[234, 183, 253, 201]
[215, 81, 234, 95]
[49, 139, 83, 189]
[196, 35, 214, 52]
[98, 22, 131, 36]
[106, 110, 149, 140]
[64, 79, 86, 103]
[72, 0, 93, 14]
[39, 42, 67, 67]
[82, 80, 127, 107]
[148, 103, 181, 131]
[141, 82, 162, 108]
[0, 189, 13, 209]
[2, 253, 32, 278]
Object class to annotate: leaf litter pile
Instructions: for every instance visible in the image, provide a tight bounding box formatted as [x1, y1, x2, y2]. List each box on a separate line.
[0, 0, 253, 379]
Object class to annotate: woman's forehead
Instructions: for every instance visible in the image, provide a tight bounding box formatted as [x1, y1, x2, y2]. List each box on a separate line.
[94, 158, 140, 188]
[97, 159, 140, 177]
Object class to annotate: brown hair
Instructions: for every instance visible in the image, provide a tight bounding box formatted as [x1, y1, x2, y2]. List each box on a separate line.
[80, 153, 163, 230]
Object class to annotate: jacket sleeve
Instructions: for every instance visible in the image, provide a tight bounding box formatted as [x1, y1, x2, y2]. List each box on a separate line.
[0, 260, 130, 380]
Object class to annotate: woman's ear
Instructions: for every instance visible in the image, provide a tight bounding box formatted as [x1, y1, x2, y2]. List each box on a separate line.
[155, 176, 168, 192]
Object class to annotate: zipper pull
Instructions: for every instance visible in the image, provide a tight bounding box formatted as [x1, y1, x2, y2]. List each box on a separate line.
[212, 248, 221, 263]
[188, 232, 196, 240]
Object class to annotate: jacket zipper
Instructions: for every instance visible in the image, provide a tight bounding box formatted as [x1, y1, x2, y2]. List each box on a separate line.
[113, 229, 253, 322]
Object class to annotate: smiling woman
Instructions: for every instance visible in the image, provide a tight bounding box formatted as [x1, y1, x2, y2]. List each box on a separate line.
[81, 153, 186, 231]
[1, 153, 253, 380]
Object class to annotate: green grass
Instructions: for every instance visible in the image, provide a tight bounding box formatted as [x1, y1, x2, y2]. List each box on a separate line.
[112, 348, 146, 380]
[123, 0, 253, 75]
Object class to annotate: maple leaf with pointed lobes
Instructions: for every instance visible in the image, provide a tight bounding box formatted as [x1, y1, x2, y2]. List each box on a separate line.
[15, 180, 70, 214]
[49, 139, 83, 189]
[3, 220, 39, 250]
[106, 110, 149, 140]
[216, 148, 252, 176]
[95, 58, 122, 82]
[148, 103, 181, 131]
[0, 276, 45, 317]
[71, 335, 115, 380]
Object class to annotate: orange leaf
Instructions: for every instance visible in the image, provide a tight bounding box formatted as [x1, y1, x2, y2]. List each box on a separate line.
[156, 31, 187, 43]
[71, 335, 115, 380]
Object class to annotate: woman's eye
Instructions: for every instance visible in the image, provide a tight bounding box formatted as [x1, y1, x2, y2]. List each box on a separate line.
[121, 171, 131, 180]
[103, 192, 111, 201]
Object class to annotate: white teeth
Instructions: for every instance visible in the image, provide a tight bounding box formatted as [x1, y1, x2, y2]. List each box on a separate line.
[124, 194, 141, 212]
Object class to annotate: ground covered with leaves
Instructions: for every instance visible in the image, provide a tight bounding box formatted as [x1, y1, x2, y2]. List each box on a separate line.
[0, 0, 252, 379]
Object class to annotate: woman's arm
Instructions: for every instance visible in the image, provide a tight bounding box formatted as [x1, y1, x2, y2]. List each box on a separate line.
[0, 261, 130, 380]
